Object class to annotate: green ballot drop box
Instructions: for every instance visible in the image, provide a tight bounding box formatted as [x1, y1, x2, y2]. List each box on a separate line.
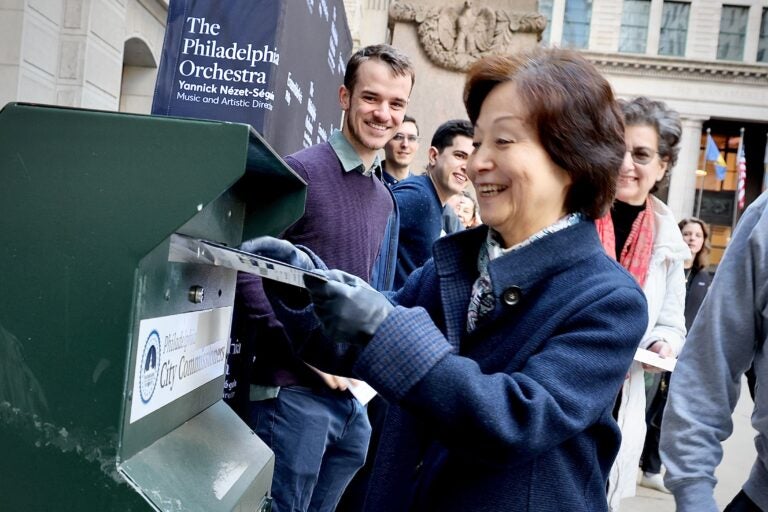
[0, 103, 307, 511]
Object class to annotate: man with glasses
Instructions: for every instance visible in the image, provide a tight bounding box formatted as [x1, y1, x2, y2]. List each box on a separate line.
[381, 115, 420, 186]
[391, 119, 474, 289]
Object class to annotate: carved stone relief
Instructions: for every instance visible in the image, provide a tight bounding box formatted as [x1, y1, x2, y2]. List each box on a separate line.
[389, 0, 546, 72]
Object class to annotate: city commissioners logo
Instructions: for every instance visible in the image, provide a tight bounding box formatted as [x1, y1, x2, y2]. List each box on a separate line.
[139, 330, 161, 404]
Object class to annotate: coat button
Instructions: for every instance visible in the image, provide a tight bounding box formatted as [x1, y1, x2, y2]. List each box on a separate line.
[502, 286, 522, 306]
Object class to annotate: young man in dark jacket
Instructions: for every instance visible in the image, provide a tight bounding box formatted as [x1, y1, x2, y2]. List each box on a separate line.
[391, 119, 474, 288]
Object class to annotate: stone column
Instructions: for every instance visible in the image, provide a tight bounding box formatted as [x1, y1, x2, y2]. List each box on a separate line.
[668, 117, 705, 220]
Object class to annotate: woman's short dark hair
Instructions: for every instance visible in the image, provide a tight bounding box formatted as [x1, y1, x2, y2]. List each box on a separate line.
[678, 217, 711, 270]
[463, 48, 625, 219]
[620, 97, 682, 194]
[344, 44, 415, 95]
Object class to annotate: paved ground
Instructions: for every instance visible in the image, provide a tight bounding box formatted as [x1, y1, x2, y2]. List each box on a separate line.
[621, 376, 757, 511]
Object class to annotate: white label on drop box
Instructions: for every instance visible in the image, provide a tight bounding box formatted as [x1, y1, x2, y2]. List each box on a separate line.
[130, 307, 232, 423]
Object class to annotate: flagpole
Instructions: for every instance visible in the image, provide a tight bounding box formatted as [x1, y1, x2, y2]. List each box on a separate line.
[732, 127, 745, 230]
[695, 170, 705, 218]
[697, 127, 713, 218]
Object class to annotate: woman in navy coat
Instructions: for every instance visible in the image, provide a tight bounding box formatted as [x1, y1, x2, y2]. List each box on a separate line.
[272, 48, 648, 511]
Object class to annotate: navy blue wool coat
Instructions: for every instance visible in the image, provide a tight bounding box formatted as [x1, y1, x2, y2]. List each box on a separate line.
[349, 221, 648, 511]
[391, 174, 444, 289]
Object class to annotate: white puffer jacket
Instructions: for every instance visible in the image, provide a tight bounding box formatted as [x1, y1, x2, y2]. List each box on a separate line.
[607, 196, 690, 511]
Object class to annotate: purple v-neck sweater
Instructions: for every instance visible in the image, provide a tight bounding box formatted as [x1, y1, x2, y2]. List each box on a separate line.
[234, 141, 393, 388]
[283, 142, 392, 281]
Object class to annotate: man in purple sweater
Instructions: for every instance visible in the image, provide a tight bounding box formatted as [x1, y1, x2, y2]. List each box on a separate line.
[231, 45, 414, 512]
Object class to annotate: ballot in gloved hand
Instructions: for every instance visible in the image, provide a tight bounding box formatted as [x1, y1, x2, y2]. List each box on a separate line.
[303, 269, 394, 347]
[239, 236, 316, 271]
[239, 236, 325, 312]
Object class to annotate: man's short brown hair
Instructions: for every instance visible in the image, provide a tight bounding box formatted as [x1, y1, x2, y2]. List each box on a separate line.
[344, 44, 415, 95]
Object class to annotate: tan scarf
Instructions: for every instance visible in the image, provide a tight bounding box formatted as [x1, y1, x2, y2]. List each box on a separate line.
[595, 197, 655, 288]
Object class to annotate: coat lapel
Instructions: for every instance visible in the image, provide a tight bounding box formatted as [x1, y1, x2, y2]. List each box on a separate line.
[432, 222, 604, 354]
[432, 227, 488, 349]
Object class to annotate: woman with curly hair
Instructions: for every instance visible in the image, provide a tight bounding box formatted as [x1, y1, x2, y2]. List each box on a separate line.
[601, 97, 690, 508]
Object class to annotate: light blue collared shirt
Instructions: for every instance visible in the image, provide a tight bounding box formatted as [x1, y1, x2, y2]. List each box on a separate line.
[328, 129, 382, 178]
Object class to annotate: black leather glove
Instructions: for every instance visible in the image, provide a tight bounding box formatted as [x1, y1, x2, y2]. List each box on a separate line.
[239, 236, 315, 270]
[304, 270, 393, 346]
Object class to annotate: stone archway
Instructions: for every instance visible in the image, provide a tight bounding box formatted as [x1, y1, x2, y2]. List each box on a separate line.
[119, 37, 157, 113]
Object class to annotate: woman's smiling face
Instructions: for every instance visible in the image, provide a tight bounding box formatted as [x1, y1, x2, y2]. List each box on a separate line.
[617, 124, 668, 206]
[467, 81, 572, 248]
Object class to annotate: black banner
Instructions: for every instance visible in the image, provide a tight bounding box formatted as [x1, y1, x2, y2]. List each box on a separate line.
[152, 0, 352, 409]
[152, 0, 352, 156]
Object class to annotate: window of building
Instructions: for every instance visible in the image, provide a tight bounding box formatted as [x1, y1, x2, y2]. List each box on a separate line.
[717, 5, 749, 61]
[658, 1, 690, 56]
[757, 8, 768, 62]
[562, 0, 592, 49]
[619, 0, 651, 53]
[539, 0, 554, 44]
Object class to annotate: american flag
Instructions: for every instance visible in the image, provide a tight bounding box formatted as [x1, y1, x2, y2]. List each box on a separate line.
[737, 141, 747, 210]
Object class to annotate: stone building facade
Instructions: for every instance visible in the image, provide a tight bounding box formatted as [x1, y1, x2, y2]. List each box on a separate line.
[351, 0, 768, 264]
[1, 0, 167, 114]
[3, 0, 767, 262]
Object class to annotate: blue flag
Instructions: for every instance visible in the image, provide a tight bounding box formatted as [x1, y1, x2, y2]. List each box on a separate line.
[706, 134, 727, 180]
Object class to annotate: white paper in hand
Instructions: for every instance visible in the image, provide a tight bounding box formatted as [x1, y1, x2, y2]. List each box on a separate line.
[634, 347, 677, 372]
[347, 380, 377, 405]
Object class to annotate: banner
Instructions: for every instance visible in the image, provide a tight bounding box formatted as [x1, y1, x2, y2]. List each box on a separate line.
[152, 0, 352, 157]
[152, 0, 353, 407]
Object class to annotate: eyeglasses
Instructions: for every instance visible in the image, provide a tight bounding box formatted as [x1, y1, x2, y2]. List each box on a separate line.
[392, 133, 420, 144]
[627, 148, 659, 165]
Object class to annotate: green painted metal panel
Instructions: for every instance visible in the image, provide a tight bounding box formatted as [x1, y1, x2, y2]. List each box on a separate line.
[119, 401, 274, 512]
[0, 103, 304, 510]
